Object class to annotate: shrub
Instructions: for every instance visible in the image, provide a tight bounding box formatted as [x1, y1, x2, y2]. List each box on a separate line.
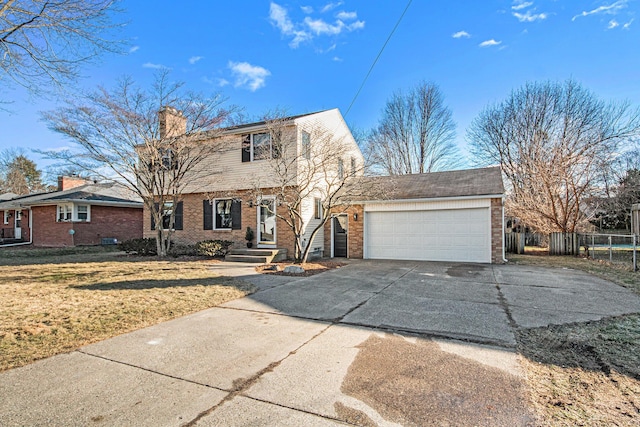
[195, 240, 233, 257]
[118, 238, 158, 256]
[168, 244, 197, 257]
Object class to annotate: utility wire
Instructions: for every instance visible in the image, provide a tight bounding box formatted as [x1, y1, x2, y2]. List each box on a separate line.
[344, 0, 413, 118]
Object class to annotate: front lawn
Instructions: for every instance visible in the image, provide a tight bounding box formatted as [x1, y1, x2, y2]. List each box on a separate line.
[509, 252, 640, 426]
[0, 249, 255, 371]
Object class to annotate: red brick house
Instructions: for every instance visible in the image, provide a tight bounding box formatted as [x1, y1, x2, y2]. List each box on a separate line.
[143, 107, 506, 263]
[0, 176, 143, 247]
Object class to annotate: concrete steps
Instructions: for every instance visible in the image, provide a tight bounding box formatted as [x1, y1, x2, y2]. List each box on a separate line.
[225, 248, 288, 264]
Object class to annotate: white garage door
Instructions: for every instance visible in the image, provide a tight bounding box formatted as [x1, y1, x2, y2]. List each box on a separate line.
[365, 208, 491, 263]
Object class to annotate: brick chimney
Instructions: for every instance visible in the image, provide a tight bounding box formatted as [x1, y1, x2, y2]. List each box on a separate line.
[158, 106, 187, 139]
[58, 175, 89, 191]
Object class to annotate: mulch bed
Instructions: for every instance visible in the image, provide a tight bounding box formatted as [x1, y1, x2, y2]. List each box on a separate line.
[255, 260, 348, 276]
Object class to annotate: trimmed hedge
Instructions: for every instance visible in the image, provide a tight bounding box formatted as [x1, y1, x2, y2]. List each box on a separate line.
[118, 238, 158, 256]
[195, 240, 233, 257]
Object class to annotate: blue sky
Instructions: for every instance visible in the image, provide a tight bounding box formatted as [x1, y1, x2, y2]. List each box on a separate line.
[1, 0, 639, 173]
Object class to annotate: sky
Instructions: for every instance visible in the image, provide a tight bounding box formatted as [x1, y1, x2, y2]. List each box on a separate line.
[1, 0, 639, 177]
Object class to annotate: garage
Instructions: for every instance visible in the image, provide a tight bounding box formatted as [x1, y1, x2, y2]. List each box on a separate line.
[365, 205, 492, 263]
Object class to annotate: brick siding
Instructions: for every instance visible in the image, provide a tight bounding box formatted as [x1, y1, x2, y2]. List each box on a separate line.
[490, 198, 505, 264]
[324, 204, 364, 259]
[32, 205, 142, 247]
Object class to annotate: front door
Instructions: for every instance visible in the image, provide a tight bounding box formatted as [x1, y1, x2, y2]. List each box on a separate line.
[258, 197, 276, 247]
[14, 210, 22, 240]
[333, 215, 348, 257]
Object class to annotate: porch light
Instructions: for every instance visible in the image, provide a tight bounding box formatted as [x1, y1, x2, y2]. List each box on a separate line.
[353, 213, 358, 221]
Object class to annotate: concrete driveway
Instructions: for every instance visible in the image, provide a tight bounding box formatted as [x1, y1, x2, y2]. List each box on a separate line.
[2, 260, 640, 426]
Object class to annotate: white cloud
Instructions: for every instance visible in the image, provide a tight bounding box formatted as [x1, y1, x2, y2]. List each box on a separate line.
[452, 30, 471, 38]
[269, 2, 364, 48]
[142, 62, 166, 69]
[608, 19, 620, 29]
[332, 56, 343, 62]
[479, 39, 502, 47]
[228, 61, 271, 91]
[512, 1, 533, 11]
[623, 18, 634, 29]
[189, 56, 203, 65]
[301, 5, 313, 14]
[217, 78, 230, 87]
[572, 0, 628, 21]
[336, 11, 357, 20]
[129, 45, 140, 54]
[513, 10, 548, 22]
[321, 2, 343, 13]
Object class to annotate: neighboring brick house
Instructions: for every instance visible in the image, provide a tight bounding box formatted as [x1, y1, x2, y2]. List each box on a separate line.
[144, 107, 505, 264]
[0, 176, 143, 247]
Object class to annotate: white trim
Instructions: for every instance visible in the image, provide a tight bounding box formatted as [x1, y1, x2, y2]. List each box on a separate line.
[355, 194, 505, 205]
[257, 196, 277, 248]
[364, 198, 492, 213]
[3, 210, 9, 225]
[56, 203, 91, 222]
[14, 209, 22, 240]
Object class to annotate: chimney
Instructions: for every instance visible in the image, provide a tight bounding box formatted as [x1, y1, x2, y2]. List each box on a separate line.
[158, 106, 187, 139]
[58, 175, 89, 191]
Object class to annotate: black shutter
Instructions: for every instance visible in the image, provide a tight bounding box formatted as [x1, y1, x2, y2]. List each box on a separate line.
[231, 200, 242, 230]
[151, 202, 159, 230]
[241, 134, 251, 162]
[203, 200, 213, 230]
[174, 201, 183, 230]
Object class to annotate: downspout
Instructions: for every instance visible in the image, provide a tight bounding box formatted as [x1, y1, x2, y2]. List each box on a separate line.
[502, 198, 507, 263]
[2, 207, 33, 247]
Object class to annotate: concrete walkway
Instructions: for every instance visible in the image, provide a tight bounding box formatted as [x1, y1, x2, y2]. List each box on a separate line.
[2, 260, 640, 426]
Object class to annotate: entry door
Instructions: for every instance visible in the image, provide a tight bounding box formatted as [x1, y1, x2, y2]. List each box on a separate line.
[333, 215, 348, 257]
[258, 198, 276, 246]
[14, 210, 22, 240]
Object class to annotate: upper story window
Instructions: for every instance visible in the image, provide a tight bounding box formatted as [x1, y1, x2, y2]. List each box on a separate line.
[242, 133, 282, 162]
[57, 204, 91, 222]
[301, 131, 311, 160]
[338, 158, 344, 180]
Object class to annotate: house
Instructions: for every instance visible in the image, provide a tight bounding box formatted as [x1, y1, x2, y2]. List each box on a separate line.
[325, 167, 505, 264]
[0, 176, 143, 247]
[145, 107, 505, 263]
[144, 108, 364, 259]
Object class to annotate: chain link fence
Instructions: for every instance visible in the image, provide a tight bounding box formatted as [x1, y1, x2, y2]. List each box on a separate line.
[581, 233, 638, 271]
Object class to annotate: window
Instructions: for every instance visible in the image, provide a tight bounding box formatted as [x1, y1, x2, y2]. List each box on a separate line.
[203, 199, 241, 230]
[338, 158, 344, 179]
[161, 148, 178, 170]
[351, 157, 356, 176]
[151, 201, 183, 230]
[241, 133, 281, 162]
[314, 198, 322, 220]
[302, 131, 311, 160]
[56, 204, 90, 222]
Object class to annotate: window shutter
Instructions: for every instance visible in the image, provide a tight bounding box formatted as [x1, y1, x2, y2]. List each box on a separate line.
[151, 202, 159, 230]
[231, 200, 242, 230]
[242, 134, 251, 162]
[203, 200, 213, 230]
[174, 201, 183, 230]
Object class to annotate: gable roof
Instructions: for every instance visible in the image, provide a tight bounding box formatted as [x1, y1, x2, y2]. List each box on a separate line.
[355, 167, 504, 202]
[220, 110, 330, 134]
[0, 182, 142, 209]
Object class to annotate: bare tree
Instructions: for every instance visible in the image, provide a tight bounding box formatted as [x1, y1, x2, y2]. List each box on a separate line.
[40, 71, 237, 256]
[468, 79, 640, 234]
[365, 81, 460, 175]
[248, 112, 374, 263]
[0, 0, 123, 99]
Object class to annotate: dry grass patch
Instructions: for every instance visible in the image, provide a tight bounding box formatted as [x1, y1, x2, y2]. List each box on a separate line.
[0, 255, 255, 372]
[509, 252, 640, 425]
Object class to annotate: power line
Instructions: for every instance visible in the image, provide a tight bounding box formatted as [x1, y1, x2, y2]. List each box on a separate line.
[344, 0, 413, 118]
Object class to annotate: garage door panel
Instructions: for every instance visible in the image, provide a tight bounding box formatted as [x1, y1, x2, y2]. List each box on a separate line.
[365, 208, 491, 263]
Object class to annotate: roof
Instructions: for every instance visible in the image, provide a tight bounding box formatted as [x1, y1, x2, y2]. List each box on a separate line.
[355, 167, 504, 202]
[220, 110, 330, 133]
[0, 192, 19, 201]
[0, 182, 142, 209]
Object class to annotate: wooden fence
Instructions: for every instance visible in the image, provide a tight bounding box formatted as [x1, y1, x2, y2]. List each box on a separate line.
[505, 232, 525, 254]
[549, 232, 580, 255]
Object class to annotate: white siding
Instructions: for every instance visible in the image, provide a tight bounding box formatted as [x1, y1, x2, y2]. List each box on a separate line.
[300, 193, 325, 256]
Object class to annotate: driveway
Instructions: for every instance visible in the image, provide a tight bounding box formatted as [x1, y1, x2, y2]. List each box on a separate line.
[2, 260, 640, 426]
